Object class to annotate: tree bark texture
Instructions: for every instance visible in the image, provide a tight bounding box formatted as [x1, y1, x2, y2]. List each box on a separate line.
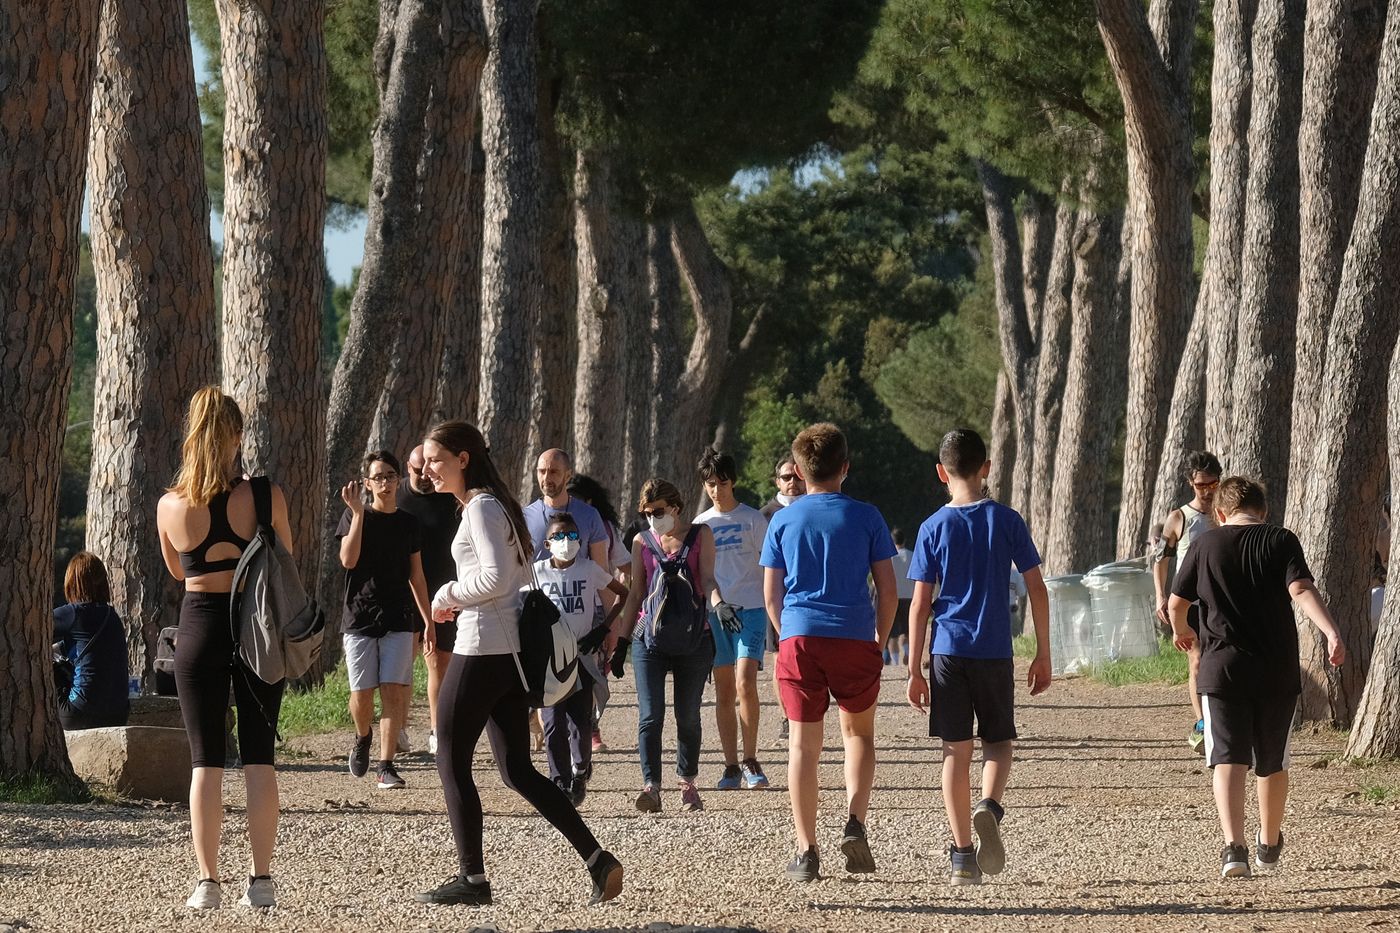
[1285, 0, 1383, 526]
[217, 0, 328, 591]
[708, 304, 770, 458]
[0, 0, 98, 785]
[1096, 0, 1201, 559]
[988, 371, 1017, 504]
[1298, 10, 1400, 728]
[1202, 0, 1258, 462]
[526, 77, 576, 496]
[432, 144, 485, 425]
[1149, 291, 1209, 526]
[573, 148, 645, 500]
[619, 235, 652, 507]
[371, 3, 487, 461]
[1021, 191, 1056, 344]
[975, 160, 1038, 520]
[1028, 197, 1078, 545]
[646, 220, 684, 489]
[475, 0, 544, 494]
[318, 0, 441, 620]
[669, 203, 734, 518]
[1043, 207, 1128, 576]
[1229, 0, 1304, 521]
[86, 0, 218, 681]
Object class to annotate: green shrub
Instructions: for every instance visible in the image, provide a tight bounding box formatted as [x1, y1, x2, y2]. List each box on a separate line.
[277, 653, 430, 739]
[0, 772, 92, 805]
[1088, 637, 1190, 687]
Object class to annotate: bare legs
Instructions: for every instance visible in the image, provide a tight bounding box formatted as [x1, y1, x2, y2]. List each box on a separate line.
[788, 701, 877, 852]
[942, 739, 1012, 848]
[1215, 763, 1289, 846]
[1187, 643, 1202, 720]
[349, 682, 412, 761]
[187, 765, 280, 881]
[714, 657, 762, 766]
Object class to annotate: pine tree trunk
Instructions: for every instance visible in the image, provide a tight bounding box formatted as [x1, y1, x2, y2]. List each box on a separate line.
[1020, 191, 1056, 342]
[573, 148, 645, 499]
[85, 0, 217, 682]
[975, 160, 1038, 520]
[708, 305, 769, 458]
[647, 219, 684, 487]
[1285, 0, 1383, 525]
[475, 0, 544, 494]
[217, 0, 328, 592]
[669, 204, 733, 516]
[988, 371, 1017, 503]
[317, 0, 441, 624]
[432, 144, 485, 425]
[1229, 0, 1304, 521]
[1149, 294, 1209, 525]
[527, 74, 575, 487]
[1043, 206, 1128, 576]
[1300, 10, 1400, 728]
[1097, 0, 1201, 559]
[1028, 197, 1078, 544]
[0, 0, 99, 787]
[1202, 0, 1258, 461]
[371, 6, 487, 460]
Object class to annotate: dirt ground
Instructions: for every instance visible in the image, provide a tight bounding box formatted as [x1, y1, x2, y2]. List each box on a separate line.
[4, 660, 1400, 933]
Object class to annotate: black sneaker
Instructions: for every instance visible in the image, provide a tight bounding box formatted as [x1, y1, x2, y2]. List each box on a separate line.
[414, 874, 492, 905]
[1255, 831, 1283, 872]
[377, 761, 406, 790]
[587, 850, 624, 904]
[840, 815, 876, 873]
[949, 844, 982, 886]
[1221, 843, 1251, 878]
[569, 775, 587, 807]
[348, 732, 371, 778]
[785, 846, 820, 882]
[972, 798, 1006, 875]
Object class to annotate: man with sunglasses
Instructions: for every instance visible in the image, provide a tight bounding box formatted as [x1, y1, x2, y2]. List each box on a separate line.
[761, 457, 807, 739]
[1152, 450, 1224, 755]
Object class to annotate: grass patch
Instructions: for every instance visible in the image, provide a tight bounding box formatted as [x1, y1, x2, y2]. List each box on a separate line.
[0, 772, 92, 805]
[1087, 637, 1190, 686]
[1361, 777, 1400, 803]
[276, 652, 431, 739]
[1013, 635, 1039, 659]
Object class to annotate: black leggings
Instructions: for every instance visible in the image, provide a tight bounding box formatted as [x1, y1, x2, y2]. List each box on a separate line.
[437, 652, 600, 876]
[174, 592, 285, 768]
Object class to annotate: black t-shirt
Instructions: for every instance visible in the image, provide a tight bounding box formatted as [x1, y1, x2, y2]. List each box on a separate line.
[1171, 523, 1312, 698]
[396, 482, 460, 594]
[53, 601, 129, 714]
[335, 507, 423, 636]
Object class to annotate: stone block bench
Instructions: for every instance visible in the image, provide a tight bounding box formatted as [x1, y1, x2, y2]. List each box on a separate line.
[64, 726, 192, 803]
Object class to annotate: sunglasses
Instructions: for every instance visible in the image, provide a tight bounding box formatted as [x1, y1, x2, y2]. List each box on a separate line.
[1191, 480, 1219, 490]
[777, 473, 798, 482]
[641, 507, 671, 520]
[547, 531, 580, 542]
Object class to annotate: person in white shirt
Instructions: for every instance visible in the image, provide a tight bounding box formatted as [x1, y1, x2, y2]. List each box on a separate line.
[533, 512, 627, 806]
[886, 529, 917, 666]
[414, 420, 622, 908]
[695, 447, 771, 790]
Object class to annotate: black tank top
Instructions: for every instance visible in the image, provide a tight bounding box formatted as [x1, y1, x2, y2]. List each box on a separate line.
[177, 488, 251, 576]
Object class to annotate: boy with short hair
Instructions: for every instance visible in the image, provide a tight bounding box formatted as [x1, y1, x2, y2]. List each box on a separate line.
[761, 423, 898, 882]
[695, 446, 771, 790]
[533, 513, 628, 806]
[906, 429, 1051, 886]
[1168, 476, 1345, 878]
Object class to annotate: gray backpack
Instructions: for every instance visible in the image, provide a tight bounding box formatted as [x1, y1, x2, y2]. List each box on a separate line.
[230, 476, 325, 684]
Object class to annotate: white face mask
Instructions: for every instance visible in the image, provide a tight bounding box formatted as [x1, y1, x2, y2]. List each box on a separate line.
[548, 537, 580, 562]
[648, 511, 676, 536]
[776, 493, 800, 506]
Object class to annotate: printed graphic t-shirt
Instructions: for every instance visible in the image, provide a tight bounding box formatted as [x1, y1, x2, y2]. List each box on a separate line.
[694, 502, 768, 611]
[533, 556, 616, 640]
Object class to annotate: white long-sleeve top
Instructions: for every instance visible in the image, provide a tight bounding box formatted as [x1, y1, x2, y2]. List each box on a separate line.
[431, 493, 527, 656]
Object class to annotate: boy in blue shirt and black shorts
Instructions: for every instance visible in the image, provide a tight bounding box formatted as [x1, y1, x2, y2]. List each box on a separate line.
[761, 423, 898, 883]
[906, 429, 1051, 886]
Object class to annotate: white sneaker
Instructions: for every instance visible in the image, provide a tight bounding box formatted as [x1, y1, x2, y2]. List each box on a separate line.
[397, 728, 411, 753]
[186, 879, 221, 909]
[238, 875, 275, 908]
[428, 730, 438, 755]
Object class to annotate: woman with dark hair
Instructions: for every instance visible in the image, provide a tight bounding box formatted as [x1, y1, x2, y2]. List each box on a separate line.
[415, 421, 623, 907]
[157, 386, 293, 909]
[52, 551, 129, 730]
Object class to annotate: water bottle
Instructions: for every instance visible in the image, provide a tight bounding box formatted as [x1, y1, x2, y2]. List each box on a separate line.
[128, 675, 141, 699]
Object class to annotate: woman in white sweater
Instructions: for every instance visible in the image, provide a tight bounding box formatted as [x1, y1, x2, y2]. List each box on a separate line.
[414, 421, 623, 907]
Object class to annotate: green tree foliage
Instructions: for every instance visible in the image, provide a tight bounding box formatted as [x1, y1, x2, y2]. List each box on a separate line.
[700, 145, 984, 532]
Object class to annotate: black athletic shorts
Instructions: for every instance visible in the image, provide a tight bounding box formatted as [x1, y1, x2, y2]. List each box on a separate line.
[1187, 602, 1200, 634]
[888, 598, 911, 640]
[1202, 693, 1298, 777]
[929, 655, 1017, 744]
[434, 618, 458, 654]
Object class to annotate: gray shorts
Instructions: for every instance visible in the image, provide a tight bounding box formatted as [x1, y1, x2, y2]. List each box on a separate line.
[344, 631, 416, 691]
[929, 655, 1017, 744]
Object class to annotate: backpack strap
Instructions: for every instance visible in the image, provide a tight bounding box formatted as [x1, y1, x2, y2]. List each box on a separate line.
[676, 523, 702, 560]
[640, 529, 670, 564]
[250, 475, 274, 534]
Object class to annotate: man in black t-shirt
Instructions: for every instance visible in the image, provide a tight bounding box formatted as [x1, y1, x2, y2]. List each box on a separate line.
[397, 444, 461, 754]
[1168, 476, 1345, 880]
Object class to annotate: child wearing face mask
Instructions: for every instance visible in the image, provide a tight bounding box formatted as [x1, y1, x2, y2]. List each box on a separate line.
[533, 513, 628, 804]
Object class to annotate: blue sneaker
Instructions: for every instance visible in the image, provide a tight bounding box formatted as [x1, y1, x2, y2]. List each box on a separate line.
[1190, 719, 1206, 757]
[742, 758, 769, 789]
[949, 845, 982, 886]
[717, 764, 742, 789]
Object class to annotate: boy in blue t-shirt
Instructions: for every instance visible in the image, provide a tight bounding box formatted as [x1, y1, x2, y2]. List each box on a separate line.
[906, 429, 1051, 886]
[761, 423, 898, 883]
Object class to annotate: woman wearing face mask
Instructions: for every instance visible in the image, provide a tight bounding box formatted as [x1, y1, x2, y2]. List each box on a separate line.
[415, 421, 623, 907]
[610, 478, 727, 813]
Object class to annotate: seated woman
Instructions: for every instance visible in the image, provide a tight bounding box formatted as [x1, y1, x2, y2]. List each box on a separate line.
[53, 551, 130, 730]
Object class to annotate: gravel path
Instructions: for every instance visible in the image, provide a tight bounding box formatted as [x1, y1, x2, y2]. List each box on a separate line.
[4, 661, 1400, 932]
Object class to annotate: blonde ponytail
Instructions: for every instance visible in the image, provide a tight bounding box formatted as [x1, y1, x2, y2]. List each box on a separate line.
[168, 387, 243, 507]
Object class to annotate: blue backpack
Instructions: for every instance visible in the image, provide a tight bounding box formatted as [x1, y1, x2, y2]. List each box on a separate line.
[638, 526, 708, 655]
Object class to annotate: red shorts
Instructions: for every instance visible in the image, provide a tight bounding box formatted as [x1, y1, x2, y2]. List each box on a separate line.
[776, 635, 883, 722]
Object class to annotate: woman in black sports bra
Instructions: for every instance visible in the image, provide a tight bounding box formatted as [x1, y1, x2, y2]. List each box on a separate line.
[157, 387, 294, 910]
